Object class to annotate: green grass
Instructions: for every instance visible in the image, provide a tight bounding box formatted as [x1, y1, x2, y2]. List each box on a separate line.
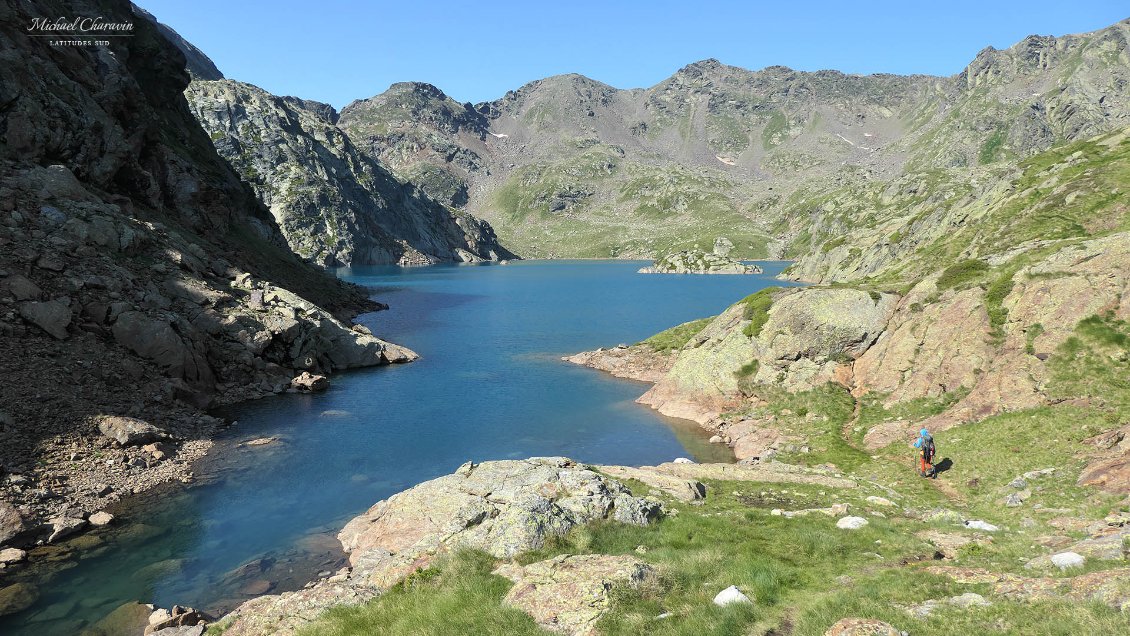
[821, 236, 847, 254]
[762, 110, 789, 150]
[642, 318, 714, 352]
[935, 259, 990, 291]
[297, 551, 544, 636]
[979, 127, 1007, 164]
[1049, 312, 1130, 413]
[740, 287, 780, 338]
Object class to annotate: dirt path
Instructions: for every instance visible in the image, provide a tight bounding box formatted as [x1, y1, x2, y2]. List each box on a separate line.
[840, 392, 966, 503]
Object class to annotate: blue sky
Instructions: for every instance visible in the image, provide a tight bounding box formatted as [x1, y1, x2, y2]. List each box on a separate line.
[137, 0, 1128, 108]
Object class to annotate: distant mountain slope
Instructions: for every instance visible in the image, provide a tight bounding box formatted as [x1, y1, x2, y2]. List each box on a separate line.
[185, 80, 513, 266]
[339, 19, 1130, 265]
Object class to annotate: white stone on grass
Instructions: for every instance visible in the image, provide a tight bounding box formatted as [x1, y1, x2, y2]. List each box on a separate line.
[963, 519, 1000, 532]
[1050, 551, 1085, 571]
[836, 516, 869, 530]
[712, 585, 753, 606]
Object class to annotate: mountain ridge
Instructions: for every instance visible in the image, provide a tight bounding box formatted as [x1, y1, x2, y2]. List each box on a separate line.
[336, 17, 1129, 265]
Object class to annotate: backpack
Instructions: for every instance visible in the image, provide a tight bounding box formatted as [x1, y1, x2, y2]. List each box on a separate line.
[921, 434, 935, 462]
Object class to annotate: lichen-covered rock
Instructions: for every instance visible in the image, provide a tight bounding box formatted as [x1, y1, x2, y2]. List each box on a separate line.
[927, 565, 1130, 610]
[852, 283, 991, 405]
[638, 250, 761, 275]
[213, 583, 378, 636]
[638, 303, 758, 422]
[824, 618, 901, 636]
[338, 458, 661, 588]
[495, 554, 657, 635]
[639, 288, 896, 422]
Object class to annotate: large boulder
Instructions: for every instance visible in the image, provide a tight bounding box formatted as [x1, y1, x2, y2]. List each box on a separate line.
[2, 274, 42, 301]
[290, 371, 328, 392]
[494, 554, 657, 635]
[338, 457, 662, 588]
[97, 415, 167, 446]
[639, 288, 897, 422]
[18, 298, 72, 339]
[112, 311, 214, 385]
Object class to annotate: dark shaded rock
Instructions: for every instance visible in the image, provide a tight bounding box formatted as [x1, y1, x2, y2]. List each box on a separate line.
[112, 311, 213, 385]
[2, 274, 41, 301]
[0, 500, 23, 545]
[18, 298, 71, 339]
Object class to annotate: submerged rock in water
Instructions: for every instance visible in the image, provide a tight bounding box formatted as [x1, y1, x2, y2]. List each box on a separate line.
[0, 582, 38, 616]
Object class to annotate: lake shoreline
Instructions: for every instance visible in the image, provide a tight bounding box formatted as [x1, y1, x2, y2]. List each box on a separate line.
[1, 260, 788, 633]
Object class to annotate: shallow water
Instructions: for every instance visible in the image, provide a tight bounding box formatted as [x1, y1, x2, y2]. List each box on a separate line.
[0, 259, 796, 635]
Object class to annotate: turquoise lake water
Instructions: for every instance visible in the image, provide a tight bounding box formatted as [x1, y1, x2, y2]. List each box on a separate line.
[0, 259, 795, 635]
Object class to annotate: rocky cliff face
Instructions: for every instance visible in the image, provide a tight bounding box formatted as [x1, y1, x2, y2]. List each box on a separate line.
[0, 0, 416, 544]
[336, 20, 1130, 261]
[132, 3, 224, 80]
[185, 80, 514, 267]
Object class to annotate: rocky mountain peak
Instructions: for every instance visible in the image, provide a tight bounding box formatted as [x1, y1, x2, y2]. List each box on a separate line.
[387, 81, 451, 100]
[678, 58, 724, 75]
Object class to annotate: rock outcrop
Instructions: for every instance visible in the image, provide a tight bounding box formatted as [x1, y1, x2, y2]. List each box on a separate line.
[561, 345, 677, 384]
[638, 250, 762, 275]
[217, 458, 663, 636]
[185, 79, 514, 267]
[637, 287, 895, 424]
[494, 554, 657, 636]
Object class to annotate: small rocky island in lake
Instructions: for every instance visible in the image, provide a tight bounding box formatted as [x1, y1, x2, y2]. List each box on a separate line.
[638, 249, 762, 275]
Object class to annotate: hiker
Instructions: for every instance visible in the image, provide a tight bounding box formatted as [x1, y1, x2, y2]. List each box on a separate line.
[914, 428, 936, 478]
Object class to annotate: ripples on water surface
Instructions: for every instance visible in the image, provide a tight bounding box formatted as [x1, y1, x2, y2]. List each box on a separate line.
[0, 259, 797, 635]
